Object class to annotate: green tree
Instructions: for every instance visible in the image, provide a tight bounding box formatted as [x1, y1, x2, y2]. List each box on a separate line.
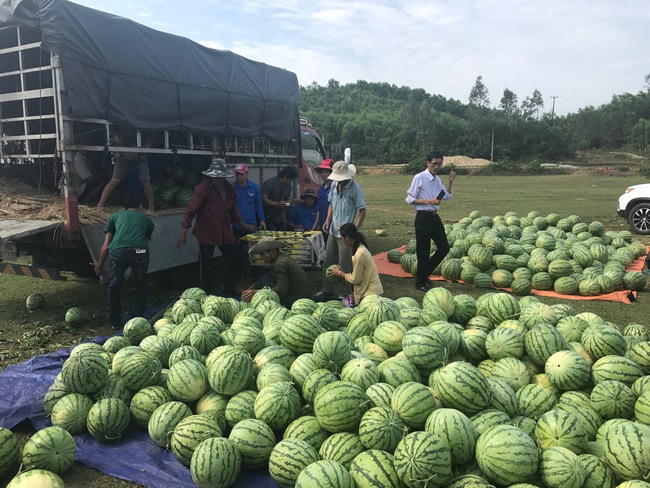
[499, 88, 519, 117]
[521, 89, 544, 120]
[468, 76, 490, 108]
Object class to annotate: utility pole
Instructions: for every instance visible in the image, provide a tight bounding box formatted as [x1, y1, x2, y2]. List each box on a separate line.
[550, 96, 559, 122]
[490, 129, 494, 163]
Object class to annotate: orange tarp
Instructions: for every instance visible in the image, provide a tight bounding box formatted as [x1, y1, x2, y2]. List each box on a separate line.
[373, 246, 649, 304]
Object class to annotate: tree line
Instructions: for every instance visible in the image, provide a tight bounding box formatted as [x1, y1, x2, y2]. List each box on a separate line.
[300, 75, 650, 169]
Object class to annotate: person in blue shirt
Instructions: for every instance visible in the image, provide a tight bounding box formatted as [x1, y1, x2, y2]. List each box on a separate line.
[315, 159, 334, 242]
[288, 189, 318, 230]
[233, 162, 266, 275]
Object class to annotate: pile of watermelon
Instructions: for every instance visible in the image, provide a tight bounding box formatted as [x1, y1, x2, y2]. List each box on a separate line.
[152, 160, 205, 210]
[2, 284, 650, 488]
[387, 210, 648, 297]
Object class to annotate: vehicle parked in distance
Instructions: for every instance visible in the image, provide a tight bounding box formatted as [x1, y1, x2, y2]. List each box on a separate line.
[617, 183, 650, 234]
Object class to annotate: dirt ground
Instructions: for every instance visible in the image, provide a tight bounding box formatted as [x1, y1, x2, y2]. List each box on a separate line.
[360, 155, 491, 175]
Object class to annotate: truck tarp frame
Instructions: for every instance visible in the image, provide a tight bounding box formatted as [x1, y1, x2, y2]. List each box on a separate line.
[0, 0, 300, 142]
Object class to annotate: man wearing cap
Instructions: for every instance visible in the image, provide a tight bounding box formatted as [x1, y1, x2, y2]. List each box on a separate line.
[262, 165, 299, 231]
[288, 188, 318, 231]
[233, 162, 266, 275]
[316, 160, 366, 299]
[406, 151, 456, 292]
[241, 237, 311, 307]
[176, 158, 256, 295]
[314, 159, 334, 241]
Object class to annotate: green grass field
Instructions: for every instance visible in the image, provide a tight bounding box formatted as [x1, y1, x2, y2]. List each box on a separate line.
[0, 173, 648, 487]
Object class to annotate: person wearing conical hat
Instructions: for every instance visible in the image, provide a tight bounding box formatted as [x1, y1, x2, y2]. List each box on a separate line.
[315, 160, 366, 300]
[176, 158, 255, 295]
[241, 237, 311, 307]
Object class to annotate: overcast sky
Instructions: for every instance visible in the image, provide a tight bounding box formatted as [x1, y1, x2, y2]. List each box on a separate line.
[72, 0, 650, 116]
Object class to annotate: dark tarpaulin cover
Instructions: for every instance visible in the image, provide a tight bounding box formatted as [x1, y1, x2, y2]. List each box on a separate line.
[0, 0, 299, 142]
[0, 341, 280, 488]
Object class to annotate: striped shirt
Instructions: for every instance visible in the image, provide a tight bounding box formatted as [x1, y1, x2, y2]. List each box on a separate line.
[405, 169, 452, 211]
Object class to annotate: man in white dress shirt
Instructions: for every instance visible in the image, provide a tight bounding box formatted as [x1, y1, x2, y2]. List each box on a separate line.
[405, 151, 456, 291]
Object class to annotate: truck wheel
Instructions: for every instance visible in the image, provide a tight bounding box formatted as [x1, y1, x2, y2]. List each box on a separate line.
[628, 203, 650, 235]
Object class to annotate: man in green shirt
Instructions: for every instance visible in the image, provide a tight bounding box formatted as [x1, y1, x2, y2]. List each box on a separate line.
[94, 193, 155, 329]
[241, 237, 311, 307]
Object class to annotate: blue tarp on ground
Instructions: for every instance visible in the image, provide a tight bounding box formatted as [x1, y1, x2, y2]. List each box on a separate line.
[0, 304, 279, 487]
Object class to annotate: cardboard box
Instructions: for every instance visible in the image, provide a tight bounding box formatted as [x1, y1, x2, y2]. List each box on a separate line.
[242, 231, 325, 268]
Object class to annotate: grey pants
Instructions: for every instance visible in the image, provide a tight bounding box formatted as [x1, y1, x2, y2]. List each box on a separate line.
[321, 235, 353, 296]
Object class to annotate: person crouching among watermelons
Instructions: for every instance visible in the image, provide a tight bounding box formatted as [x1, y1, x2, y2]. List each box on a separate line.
[176, 158, 256, 296]
[93, 193, 154, 330]
[241, 237, 311, 308]
[328, 223, 383, 307]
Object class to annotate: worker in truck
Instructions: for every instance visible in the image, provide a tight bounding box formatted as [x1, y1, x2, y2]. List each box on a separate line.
[176, 158, 256, 295]
[97, 127, 156, 211]
[262, 166, 299, 231]
[93, 193, 154, 330]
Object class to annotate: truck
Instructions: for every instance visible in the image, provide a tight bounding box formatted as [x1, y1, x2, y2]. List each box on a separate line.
[0, 0, 330, 279]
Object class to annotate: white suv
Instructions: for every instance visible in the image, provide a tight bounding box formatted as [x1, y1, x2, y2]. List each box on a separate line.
[617, 183, 650, 234]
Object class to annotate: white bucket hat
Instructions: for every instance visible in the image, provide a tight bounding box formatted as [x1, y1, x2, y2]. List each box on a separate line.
[328, 160, 356, 181]
[202, 158, 235, 178]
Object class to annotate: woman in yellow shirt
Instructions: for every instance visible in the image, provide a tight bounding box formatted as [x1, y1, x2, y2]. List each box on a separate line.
[331, 223, 383, 306]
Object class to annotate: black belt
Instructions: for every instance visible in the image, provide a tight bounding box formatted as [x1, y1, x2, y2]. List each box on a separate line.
[417, 210, 437, 214]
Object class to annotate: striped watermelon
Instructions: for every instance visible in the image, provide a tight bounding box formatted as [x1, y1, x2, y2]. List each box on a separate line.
[283, 415, 330, 451]
[170, 414, 222, 466]
[435, 361, 491, 415]
[545, 350, 591, 391]
[189, 320, 221, 354]
[295, 460, 355, 488]
[485, 328, 525, 360]
[269, 438, 320, 487]
[491, 357, 532, 391]
[190, 437, 241, 488]
[256, 363, 292, 391]
[470, 409, 511, 435]
[373, 320, 407, 355]
[391, 381, 439, 429]
[318, 432, 365, 471]
[166, 359, 209, 402]
[289, 353, 322, 390]
[254, 381, 302, 431]
[129, 385, 173, 429]
[21, 426, 75, 475]
[424, 408, 478, 466]
[516, 383, 557, 420]
[378, 356, 421, 387]
[524, 323, 567, 366]
[540, 446, 586, 488]
[393, 431, 453, 488]
[140, 335, 176, 368]
[119, 351, 162, 391]
[340, 357, 380, 390]
[358, 406, 405, 452]
[60, 351, 109, 395]
[280, 314, 325, 354]
[232, 325, 266, 355]
[590, 380, 636, 420]
[225, 390, 258, 430]
[302, 369, 339, 405]
[578, 453, 616, 488]
[349, 449, 401, 488]
[485, 293, 520, 324]
[636, 390, 650, 425]
[555, 403, 603, 441]
[365, 382, 395, 408]
[0, 427, 20, 478]
[228, 418, 276, 469]
[460, 329, 488, 362]
[6, 470, 65, 488]
[87, 398, 131, 442]
[535, 408, 588, 454]
[581, 324, 626, 360]
[313, 381, 369, 433]
[487, 378, 518, 417]
[346, 313, 373, 341]
[50, 393, 94, 435]
[475, 424, 540, 485]
[208, 349, 253, 396]
[122, 316, 152, 345]
[362, 296, 401, 328]
[253, 345, 295, 375]
[312, 331, 352, 371]
[402, 327, 447, 369]
[148, 400, 192, 447]
[555, 316, 590, 343]
[103, 335, 131, 354]
[591, 355, 643, 386]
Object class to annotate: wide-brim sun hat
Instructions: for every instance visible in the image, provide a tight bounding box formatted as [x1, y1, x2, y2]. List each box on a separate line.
[300, 189, 318, 202]
[328, 160, 356, 181]
[202, 158, 235, 178]
[249, 237, 289, 254]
